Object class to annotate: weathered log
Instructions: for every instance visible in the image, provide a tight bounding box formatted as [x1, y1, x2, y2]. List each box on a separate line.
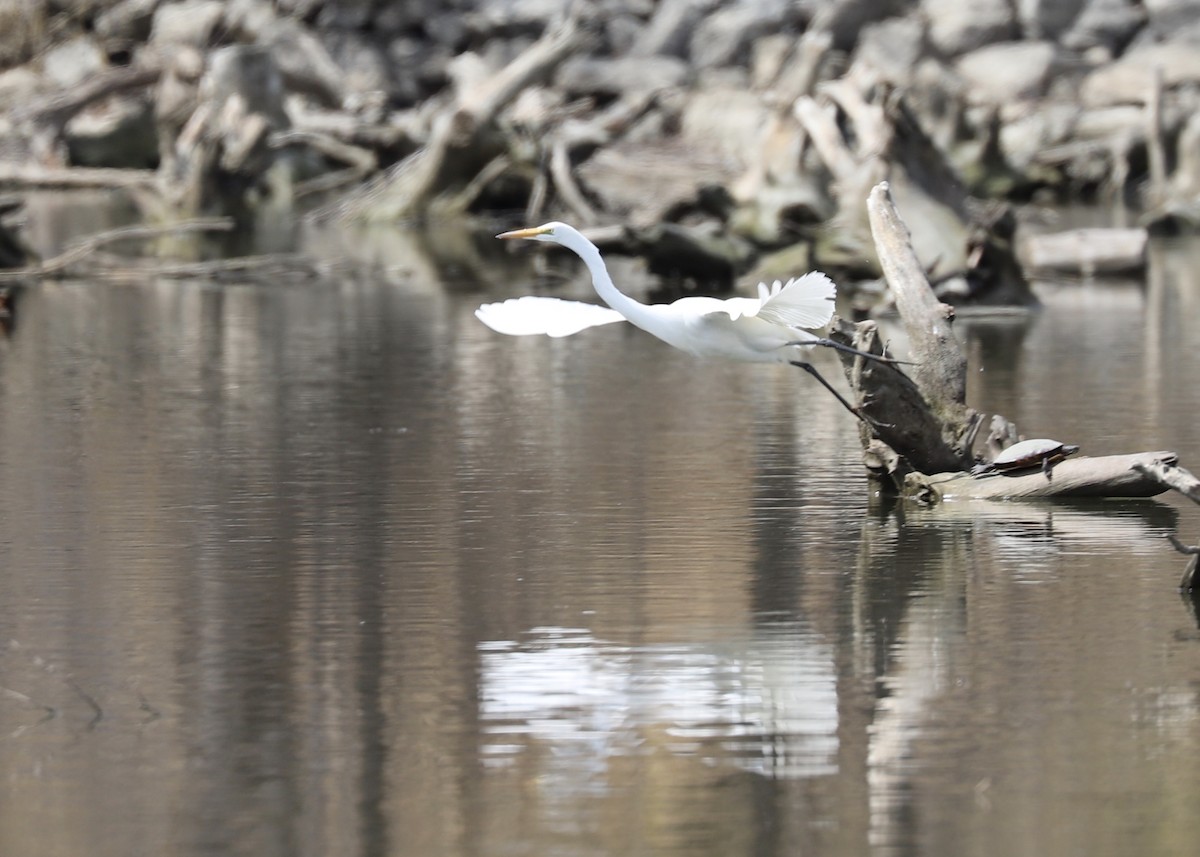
[864, 182, 977, 446]
[1020, 227, 1148, 276]
[906, 452, 1178, 504]
[0, 164, 158, 189]
[1132, 461, 1200, 590]
[832, 318, 969, 476]
[1132, 460, 1200, 504]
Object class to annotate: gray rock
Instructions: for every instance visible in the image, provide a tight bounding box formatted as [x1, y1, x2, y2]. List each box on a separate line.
[630, 0, 720, 57]
[955, 41, 1060, 104]
[1061, 0, 1146, 54]
[998, 102, 1079, 172]
[853, 16, 927, 85]
[1015, 0, 1088, 39]
[94, 0, 162, 43]
[811, 0, 908, 52]
[42, 36, 107, 89]
[0, 67, 41, 112]
[689, 0, 796, 69]
[1142, 0, 1200, 42]
[923, 0, 1017, 56]
[1081, 42, 1200, 105]
[150, 0, 226, 47]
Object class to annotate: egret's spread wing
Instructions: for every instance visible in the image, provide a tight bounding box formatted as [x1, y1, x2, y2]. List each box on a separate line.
[475, 296, 626, 338]
[753, 272, 837, 330]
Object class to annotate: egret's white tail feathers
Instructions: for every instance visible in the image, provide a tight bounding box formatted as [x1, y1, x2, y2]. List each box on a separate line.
[754, 272, 837, 330]
[475, 296, 626, 338]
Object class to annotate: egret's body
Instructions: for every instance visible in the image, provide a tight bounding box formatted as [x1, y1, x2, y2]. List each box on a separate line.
[477, 221, 892, 417]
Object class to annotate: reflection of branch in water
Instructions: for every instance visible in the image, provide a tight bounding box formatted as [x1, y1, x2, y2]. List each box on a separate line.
[0, 218, 235, 283]
[0, 217, 325, 285]
[138, 692, 163, 725]
[0, 685, 57, 741]
[6, 639, 105, 734]
[1166, 534, 1200, 591]
[85, 252, 325, 284]
[66, 678, 104, 731]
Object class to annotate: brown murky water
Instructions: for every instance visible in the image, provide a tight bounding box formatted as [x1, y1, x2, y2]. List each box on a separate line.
[0, 199, 1198, 857]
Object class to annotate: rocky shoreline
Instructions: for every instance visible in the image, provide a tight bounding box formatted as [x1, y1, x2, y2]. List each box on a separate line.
[1, 0, 1198, 302]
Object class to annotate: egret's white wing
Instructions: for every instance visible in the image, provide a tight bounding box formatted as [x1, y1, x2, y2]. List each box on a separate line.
[753, 272, 837, 330]
[476, 296, 626, 338]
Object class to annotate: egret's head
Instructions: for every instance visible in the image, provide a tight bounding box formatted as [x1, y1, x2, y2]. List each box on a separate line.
[496, 221, 568, 243]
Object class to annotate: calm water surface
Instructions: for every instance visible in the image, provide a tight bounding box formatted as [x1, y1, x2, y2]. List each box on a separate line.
[0, 203, 1199, 857]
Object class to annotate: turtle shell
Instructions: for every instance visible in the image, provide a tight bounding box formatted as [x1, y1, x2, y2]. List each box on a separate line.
[992, 438, 1076, 469]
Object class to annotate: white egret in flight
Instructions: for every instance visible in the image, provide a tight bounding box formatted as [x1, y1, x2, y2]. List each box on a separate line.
[476, 221, 899, 418]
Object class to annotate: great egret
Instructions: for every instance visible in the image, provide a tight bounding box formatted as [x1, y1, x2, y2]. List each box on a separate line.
[476, 221, 898, 418]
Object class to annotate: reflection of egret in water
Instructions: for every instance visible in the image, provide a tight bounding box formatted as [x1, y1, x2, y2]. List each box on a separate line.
[478, 626, 838, 782]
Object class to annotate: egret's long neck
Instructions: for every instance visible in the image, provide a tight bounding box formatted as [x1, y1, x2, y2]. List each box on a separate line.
[563, 232, 658, 329]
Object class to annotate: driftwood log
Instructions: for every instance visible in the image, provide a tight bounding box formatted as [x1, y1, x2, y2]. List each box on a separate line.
[835, 181, 1184, 509]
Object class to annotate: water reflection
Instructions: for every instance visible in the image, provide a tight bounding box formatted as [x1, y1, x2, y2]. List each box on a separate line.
[479, 625, 838, 780]
[0, 199, 1198, 857]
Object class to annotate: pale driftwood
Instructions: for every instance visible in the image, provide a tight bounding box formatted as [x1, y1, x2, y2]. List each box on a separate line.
[0, 164, 158, 189]
[1132, 460, 1200, 504]
[269, 129, 377, 173]
[1021, 228, 1147, 276]
[337, 16, 586, 222]
[550, 138, 598, 225]
[1145, 66, 1167, 208]
[866, 182, 970, 416]
[844, 181, 977, 479]
[1132, 458, 1200, 590]
[907, 452, 1178, 504]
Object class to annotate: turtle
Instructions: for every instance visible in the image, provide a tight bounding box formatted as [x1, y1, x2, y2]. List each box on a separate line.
[971, 438, 1080, 480]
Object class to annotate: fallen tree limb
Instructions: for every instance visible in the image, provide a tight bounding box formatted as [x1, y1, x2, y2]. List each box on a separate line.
[1131, 430, 1200, 591]
[1132, 459, 1200, 504]
[867, 181, 969, 415]
[831, 181, 978, 482]
[908, 451, 1178, 504]
[0, 164, 159, 190]
[335, 15, 588, 222]
[13, 62, 163, 131]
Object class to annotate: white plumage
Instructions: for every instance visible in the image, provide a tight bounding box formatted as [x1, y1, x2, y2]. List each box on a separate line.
[477, 222, 839, 363]
[477, 221, 896, 417]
